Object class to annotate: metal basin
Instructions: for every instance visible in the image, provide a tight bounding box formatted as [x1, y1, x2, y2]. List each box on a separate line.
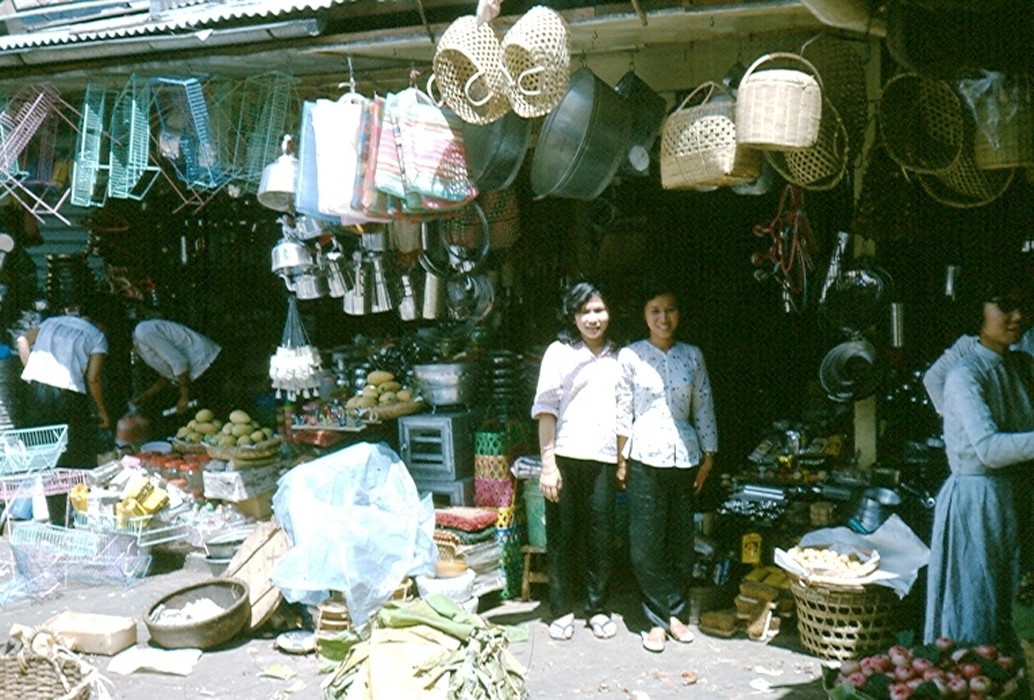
[412, 363, 479, 406]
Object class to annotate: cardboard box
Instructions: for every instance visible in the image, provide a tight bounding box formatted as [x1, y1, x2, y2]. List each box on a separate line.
[203, 464, 280, 502]
[232, 492, 274, 520]
[44, 610, 137, 655]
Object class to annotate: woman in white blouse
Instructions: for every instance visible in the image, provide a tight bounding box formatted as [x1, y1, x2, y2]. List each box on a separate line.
[531, 280, 620, 641]
[616, 284, 717, 653]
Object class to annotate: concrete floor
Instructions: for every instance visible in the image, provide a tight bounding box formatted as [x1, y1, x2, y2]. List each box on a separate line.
[0, 541, 851, 700]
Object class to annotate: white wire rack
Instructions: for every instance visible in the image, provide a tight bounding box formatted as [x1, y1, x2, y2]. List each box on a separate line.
[71, 84, 111, 207]
[72, 508, 192, 547]
[233, 71, 299, 193]
[150, 75, 230, 190]
[0, 424, 68, 475]
[108, 75, 161, 201]
[0, 467, 85, 501]
[8, 522, 151, 587]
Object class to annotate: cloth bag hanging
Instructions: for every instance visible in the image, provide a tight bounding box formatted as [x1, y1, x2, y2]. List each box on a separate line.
[311, 92, 383, 225]
[351, 95, 400, 221]
[294, 101, 338, 223]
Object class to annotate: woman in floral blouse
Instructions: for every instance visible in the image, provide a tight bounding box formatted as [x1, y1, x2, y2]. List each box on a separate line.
[616, 282, 717, 653]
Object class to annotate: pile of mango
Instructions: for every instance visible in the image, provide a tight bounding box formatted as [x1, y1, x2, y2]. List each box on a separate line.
[175, 408, 275, 448]
[344, 370, 417, 413]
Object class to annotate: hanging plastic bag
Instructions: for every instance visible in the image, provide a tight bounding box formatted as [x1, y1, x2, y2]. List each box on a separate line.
[294, 101, 338, 223]
[310, 92, 371, 224]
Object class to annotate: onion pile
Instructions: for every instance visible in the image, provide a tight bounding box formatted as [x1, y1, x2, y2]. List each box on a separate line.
[832, 638, 1025, 699]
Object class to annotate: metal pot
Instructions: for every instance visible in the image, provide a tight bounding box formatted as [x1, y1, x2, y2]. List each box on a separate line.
[271, 237, 313, 274]
[461, 111, 533, 192]
[343, 252, 370, 315]
[412, 362, 479, 407]
[290, 271, 329, 300]
[257, 135, 299, 212]
[613, 71, 667, 177]
[421, 269, 447, 320]
[323, 250, 353, 299]
[530, 68, 634, 200]
[850, 486, 902, 533]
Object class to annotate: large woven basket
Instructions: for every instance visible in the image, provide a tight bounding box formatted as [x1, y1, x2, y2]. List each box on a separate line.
[432, 15, 511, 126]
[500, 5, 571, 118]
[800, 33, 868, 166]
[766, 98, 848, 191]
[660, 81, 763, 190]
[0, 651, 91, 700]
[204, 436, 283, 461]
[916, 148, 1015, 209]
[878, 73, 964, 174]
[790, 577, 899, 661]
[735, 52, 824, 151]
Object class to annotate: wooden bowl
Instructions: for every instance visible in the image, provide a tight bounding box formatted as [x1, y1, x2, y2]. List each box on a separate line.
[145, 578, 251, 649]
[434, 559, 469, 578]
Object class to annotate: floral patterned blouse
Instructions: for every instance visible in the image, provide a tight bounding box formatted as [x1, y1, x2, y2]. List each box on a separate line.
[616, 339, 717, 469]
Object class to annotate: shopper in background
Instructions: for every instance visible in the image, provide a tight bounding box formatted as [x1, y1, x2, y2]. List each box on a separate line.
[531, 280, 620, 641]
[16, 306, 112, 467]
[925, 275, 1034, 648]
[923, 327, 1034, 414]
[130, 317, 222, 417]
[616, 282, 717, 653]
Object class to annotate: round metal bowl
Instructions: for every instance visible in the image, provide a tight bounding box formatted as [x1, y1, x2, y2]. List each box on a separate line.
[145, 578, 251, 650]
[412, 363, 479, 406]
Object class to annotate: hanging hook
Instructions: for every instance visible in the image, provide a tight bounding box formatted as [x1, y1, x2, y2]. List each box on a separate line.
[347, 56, 356, 93]
[409, 67, 421, 89]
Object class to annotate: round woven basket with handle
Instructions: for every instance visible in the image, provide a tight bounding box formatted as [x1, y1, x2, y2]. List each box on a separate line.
[432, 15, 511, 126]
[735, 52, 824, 151]
[660, 81, 762, 190]
[500, 6, 571, 118]
[916, 148, 1015, 209]
[766, 98, 848, 191]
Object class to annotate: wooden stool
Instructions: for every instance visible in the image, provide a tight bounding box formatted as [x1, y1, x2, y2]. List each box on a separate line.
[520, 545, 548, 601]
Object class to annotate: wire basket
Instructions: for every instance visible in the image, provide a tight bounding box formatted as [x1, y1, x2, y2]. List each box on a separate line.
[790, 577, 899, 661]
[150, 76, 230, 190]
[660, 81, 763, 190]
[8, 522, 151, 587]
[500, 5, 571, 118]
[433, 15, 510, 126]
[766, 98, 848, 191]
[0, 83, 60, 179]
[735, 52, 824, 151]
[71, 509, 192, 547]
[232, 72, 299, 193]
[878, 73, 964, 174]
[0, 424, 68, 475]
[71, 84, 111, 207]
[108, 75, 161, 201]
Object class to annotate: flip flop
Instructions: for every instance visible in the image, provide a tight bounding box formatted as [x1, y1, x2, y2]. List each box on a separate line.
[641, 628, 666, 653]
[548, 618, 575, 640]
[667, 621, 695, 644]
[589, 614, 616, 640]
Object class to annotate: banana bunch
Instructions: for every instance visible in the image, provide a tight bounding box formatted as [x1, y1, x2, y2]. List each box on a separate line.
[344, 370, 416, 413]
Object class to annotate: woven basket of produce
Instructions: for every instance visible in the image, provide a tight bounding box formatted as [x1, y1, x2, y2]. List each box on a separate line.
[171, 438, 208, 454]
[790, 577, 898, 661]
[360, 399, 426, 423]
[204, 437, 283, 462]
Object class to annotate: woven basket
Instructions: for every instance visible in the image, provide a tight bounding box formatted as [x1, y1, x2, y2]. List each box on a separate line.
[972, 79, 1034, 170]
[433, 15, 511, 126]
[0, 652, 90, 700]
[204, 436, 282, 461]
[476, 476, 516, 508]
[850, 142, 921, 243]
[660, 81, 763, 190]
[735, 52, 824, 151]
[500, 5, 571, 118]
[475, 454, 511, 480]
[171, 438, 208, 454]
[474, 430, 508, 456]
[790, 577, 899, 661]
[878, 73, 964, 174]
[766, 98, 848, 191]
[800, 33, 868, 165]
[362, 399, 426, 423]
[916, 149, 1015, 209]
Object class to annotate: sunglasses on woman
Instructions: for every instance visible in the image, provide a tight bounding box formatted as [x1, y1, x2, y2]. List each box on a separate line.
[990, 296, 1026, 314]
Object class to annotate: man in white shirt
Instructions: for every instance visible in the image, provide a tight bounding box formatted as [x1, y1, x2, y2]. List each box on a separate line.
[130, 318, 222, 416]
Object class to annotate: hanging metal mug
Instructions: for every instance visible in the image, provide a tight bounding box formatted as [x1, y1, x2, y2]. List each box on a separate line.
[421, 269, 447, 320]
[323, 249, 354, 299]
[292, 271, 329, 300]
[271, 237, 313, 274]
[397, 271, 419, 321]
[368, 252, 397, 314]
[343, 252, 371, 316]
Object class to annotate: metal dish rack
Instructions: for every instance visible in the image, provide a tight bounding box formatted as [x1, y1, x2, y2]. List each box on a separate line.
[0, 424, 68, 475]
[233, 71, 299, 193]
[8, 521, 151, 587]
[72, 507, 192, 547]
[71, 84, 110, 207]
[150, 76, 230, 191]
[108, 75, 161, 201]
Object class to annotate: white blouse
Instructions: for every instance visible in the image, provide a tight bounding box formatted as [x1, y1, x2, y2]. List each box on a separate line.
[616, 339, 718, 469]
[21, 316, 108, 394]
[531, 339, 619, 463]
[133, 319, 221, 382]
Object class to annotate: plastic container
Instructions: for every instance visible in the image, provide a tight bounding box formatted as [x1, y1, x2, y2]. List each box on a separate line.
[44, 610, 138, 655]
[523, 477, 547, 548]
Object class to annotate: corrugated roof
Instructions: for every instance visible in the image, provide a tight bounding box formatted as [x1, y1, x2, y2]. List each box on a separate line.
[0, 0, 350, 51]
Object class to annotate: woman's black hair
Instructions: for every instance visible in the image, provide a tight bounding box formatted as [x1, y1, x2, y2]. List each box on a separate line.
[637, 278, 680, 312]
[968, 261, 1029, 334]
[557, 279, 608, 344]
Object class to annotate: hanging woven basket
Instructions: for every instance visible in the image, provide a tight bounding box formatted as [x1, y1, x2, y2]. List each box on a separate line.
[432, 15, 511, 126]
[766, 98, 849, 191]
[735, 52, 824, 151]
[659, 81, 762, 190]
[916, 148, 1015, 209]
[878, 73, 964, 175]
[500, 6, 571, 118]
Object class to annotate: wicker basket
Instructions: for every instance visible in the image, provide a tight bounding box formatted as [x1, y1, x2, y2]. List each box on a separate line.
[475, 454, 511, 481]
[878, 73, 964, 174]
[500, 5, 571, 118]
[361, 399, 426, 423]
[0, 651, 91, 700]
[432, 15, 511, 126]
[916, 150, 1015, 209]
[660, 81, 763, 190]
[735, 52, 824, 151]
[790, 577, 899, 661]
[800, 33, 868, 165]
[766, 98, 848, 191]
[204, 436, 283, 461]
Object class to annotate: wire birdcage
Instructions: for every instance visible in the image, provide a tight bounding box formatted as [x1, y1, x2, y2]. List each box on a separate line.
[71, 84, 111, 207]
[233, 71, 299, 193]
[150, 76, 230, 190]
[108, 75, 162, 201]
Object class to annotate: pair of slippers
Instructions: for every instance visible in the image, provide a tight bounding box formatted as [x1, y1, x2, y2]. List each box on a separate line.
[548, 614, 617, 640]
[641, 623, 695, 653]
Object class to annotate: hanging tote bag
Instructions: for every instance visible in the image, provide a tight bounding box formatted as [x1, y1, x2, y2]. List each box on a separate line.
[394, 87, 478, 212]
[659, 81, 763, 190]
[294, 101, 338, 223]
[352, 95, 398, 221]
[310, 92, 372, 225]
[374, 91, 408, 215]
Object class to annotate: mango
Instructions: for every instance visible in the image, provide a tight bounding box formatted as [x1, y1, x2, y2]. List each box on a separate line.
[366, 370, 394, 386]
[195, 421, 217, 434]
[379, 381, 402, 393]
[195, 408, 215, 423]
[236, 435, 253, 446]
[250, 430, 265, 442]
[396, 389, 412, 402]
[231, 423, 253, 437]
[229, 409, 252, 425]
